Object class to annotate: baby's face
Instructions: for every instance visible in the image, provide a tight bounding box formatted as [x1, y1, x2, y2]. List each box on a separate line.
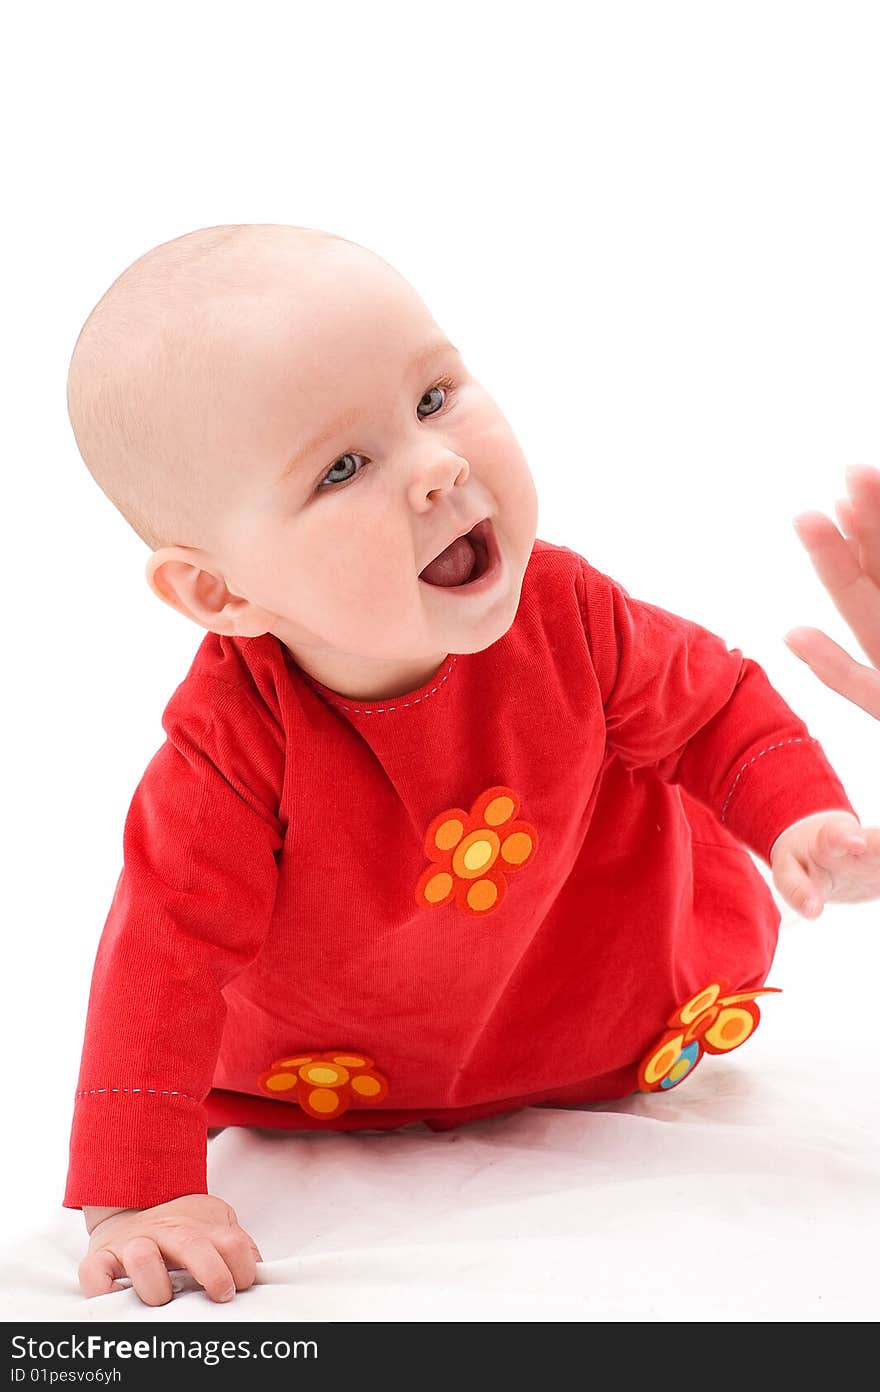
[148, 239, 538, 700]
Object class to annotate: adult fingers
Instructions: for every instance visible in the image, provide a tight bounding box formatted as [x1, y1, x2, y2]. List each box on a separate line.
[785, 626, 880, 719]
[835, 495, 856, 536]
[845, 463, 880, 585]
[791, 512, 880, 669]
[833, 498, 860, 561]
[792, 510, 861, 587]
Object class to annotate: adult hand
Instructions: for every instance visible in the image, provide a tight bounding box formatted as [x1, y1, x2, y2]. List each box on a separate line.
[786, 463, 880, 717]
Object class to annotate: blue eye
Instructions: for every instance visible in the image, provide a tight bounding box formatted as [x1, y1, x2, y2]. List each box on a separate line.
[317, 374, 457, 491]
[318, 453, 367, 489]
[417, 386, 445, 418]
[417, 374, 455, 420]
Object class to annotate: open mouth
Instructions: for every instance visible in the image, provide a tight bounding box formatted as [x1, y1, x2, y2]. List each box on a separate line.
[418, 518, 499, 590]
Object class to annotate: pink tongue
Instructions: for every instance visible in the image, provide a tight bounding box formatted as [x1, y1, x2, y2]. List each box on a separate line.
[420, 535, 476, 587]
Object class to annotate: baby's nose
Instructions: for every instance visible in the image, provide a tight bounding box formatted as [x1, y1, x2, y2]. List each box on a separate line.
[411, 448, 470, 507]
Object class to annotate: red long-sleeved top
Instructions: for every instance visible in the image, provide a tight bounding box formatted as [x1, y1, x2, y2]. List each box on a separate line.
[63, 540, 854, 1210]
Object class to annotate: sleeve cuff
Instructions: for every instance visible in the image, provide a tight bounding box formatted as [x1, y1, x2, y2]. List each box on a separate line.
[719, 736, 856, 864]
[62, 1089, 208, 1211]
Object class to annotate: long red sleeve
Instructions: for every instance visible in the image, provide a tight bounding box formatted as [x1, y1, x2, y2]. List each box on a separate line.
[64, 541, 858, 1212]
[577, 561, 854, 860]
[64, 675, 285, 1209]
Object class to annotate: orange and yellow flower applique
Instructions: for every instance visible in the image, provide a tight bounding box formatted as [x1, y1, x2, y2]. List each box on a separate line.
[638, 980, 781, 1092]
[415, 784, 538, 916]
[258, 1051, 389, 1120]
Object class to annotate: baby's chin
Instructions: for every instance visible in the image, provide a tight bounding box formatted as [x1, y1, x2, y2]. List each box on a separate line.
[419, 597, 520, 656]
[448, 627, 514, 656]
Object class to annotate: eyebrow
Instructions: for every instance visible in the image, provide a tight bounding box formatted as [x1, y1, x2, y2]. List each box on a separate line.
[277, 338, 458, 485]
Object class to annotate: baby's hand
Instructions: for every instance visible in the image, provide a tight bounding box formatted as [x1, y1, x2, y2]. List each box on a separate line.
[769, 810, 880, 918]
[78, 1193, 262, 1306]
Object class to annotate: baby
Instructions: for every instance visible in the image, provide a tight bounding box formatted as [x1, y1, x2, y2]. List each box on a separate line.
[64, 223, 880, 1307]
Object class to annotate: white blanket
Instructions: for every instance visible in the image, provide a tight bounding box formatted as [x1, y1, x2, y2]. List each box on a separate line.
[3, 905, 878, 1323]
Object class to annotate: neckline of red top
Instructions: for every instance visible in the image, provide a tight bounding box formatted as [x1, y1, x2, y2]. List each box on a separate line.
[291, 654, 460, 715]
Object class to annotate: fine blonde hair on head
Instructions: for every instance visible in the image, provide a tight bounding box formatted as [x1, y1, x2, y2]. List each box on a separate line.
[65, 222, 347, 555]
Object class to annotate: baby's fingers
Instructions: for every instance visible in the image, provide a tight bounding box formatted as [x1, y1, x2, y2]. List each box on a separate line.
[78, 1247, 128, 1299]
[811, 817, 868, 866]
[116, 1236, 176, 1307]
[149, 1233, 238, 1305]
[81, 1232, 239, 1307]
[772, 855, 828, 919]
[213, 1227, 262, 1293]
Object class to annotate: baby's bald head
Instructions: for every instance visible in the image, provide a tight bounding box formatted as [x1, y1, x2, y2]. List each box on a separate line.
[66, 223, 362, 555]
[66, 222, 538, 694]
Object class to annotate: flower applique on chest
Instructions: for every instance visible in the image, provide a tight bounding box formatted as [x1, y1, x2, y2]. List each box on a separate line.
[415, 783, 539, 915]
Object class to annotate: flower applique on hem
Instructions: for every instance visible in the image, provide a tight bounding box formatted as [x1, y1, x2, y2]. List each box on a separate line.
[258, 1051, 389, 1119]
[637, 980, 781, 1092]
[415, 784, 538, 916]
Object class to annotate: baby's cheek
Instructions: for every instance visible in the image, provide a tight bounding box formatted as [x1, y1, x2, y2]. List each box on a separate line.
[503, 466, 539, 551]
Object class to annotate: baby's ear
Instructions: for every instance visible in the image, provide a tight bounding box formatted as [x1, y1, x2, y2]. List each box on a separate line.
[145, 546, 230, 627]
[144, 547, 272, 637]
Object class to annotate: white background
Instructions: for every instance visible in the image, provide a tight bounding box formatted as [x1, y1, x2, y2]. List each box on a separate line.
[2, 0, 879, 1257]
